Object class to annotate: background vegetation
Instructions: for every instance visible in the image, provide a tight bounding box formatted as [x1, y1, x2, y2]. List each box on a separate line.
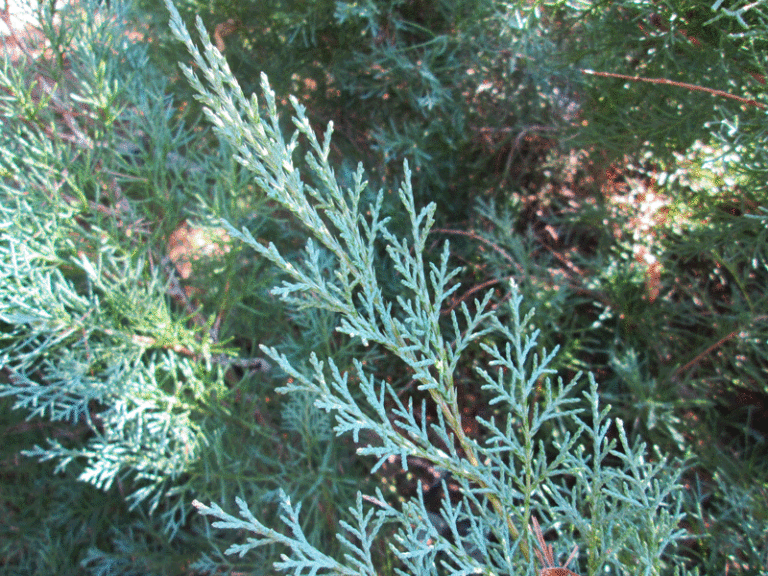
[0, 0, 765, 574]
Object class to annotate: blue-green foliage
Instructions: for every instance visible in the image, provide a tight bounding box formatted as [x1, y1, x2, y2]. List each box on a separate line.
[2, 0, 765, 573]
[0, 1, 366, 570]
[167, 3, 688, 574]
[0, 0, 204, 535]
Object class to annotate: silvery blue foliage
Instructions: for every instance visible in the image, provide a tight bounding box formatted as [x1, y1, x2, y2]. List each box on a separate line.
[167, 2, 689, 574]
[0, 0, 216, 540]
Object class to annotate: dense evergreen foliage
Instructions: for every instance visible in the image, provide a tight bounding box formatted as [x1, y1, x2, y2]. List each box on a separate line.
[0, 0, 765, 574]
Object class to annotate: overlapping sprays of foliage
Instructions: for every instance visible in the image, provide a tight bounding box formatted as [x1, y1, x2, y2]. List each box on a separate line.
[1, 0, 371, 572]
[1, 0, 766, 573]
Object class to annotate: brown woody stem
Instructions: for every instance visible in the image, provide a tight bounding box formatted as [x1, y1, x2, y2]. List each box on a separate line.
[581, 68, 766, 110]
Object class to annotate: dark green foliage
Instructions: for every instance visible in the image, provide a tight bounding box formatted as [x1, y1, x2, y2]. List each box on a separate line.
[567, 0, 767, 161]
[132, 0, 581, 219]
[133, 0, 768, 214]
